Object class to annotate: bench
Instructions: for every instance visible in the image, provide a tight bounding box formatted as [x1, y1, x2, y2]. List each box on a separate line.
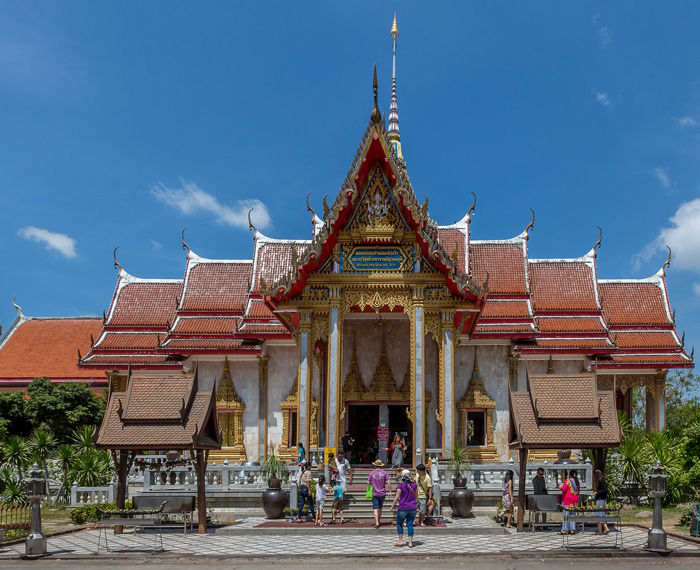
[132, 495, 196, 534]
[96, 501, 166, 553]
[526, 494, 561, 531]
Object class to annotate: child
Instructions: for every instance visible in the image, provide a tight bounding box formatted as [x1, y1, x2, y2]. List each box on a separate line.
[331, 480, 344, 524]
[314, 475, 330, 527]
[328, 452, 338, 485]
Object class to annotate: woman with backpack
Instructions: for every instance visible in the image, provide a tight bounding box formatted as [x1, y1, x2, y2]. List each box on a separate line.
[390, 469, 418, 548]
[560, 469, 580, 535]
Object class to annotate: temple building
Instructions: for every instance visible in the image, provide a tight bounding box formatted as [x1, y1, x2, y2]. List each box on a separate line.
[79, 17, 693, 465]
[0, 306, 105, 393]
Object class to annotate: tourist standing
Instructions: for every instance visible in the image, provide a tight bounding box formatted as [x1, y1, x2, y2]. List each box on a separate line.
[296, 442, 306, 482]
[341, 431, 355, 463]
[331, 480, 345, 524]
[532, 467, 548, 526]
[334, 451, 353, 491]
[388, 434, 405, 476]
[501, 470, 514, 528]
[415, 464, 433, 526]
[314, 475, 330, 526]
[560, 469, 580, 535]
[297, 461, 316, 522]
[593, 469, 610, 535]
[367, 459, 391, 528]
[390, 469, 418, 548]
[327, 452, 338, 484]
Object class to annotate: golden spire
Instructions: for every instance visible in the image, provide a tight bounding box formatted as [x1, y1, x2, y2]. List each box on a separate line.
[391, 12, 399, 39]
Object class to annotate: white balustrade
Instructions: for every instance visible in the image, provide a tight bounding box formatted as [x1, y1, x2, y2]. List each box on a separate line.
[70, 482, 116, 506]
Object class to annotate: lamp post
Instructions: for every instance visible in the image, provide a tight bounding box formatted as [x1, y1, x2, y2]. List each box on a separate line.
[645, 461, 671, 554]
[22, 463, 48, 558]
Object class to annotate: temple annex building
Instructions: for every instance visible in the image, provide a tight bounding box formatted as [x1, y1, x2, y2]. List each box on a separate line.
[72, 19, 694, 466]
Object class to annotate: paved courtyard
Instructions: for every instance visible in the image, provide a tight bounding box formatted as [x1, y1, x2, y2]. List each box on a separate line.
[1, 520, 699, 559]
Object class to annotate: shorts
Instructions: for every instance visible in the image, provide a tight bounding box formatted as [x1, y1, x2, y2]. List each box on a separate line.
[418, 498, 428, 514]
[332, 497, 344, 511]
[372, 495, 385, 510]
[316, 497, 326, 510]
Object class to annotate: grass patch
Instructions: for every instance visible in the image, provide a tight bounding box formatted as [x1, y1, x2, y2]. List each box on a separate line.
[620, 504, 693, 536]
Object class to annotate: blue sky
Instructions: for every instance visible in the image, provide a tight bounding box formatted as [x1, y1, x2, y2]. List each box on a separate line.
[0, 2, 698, 371]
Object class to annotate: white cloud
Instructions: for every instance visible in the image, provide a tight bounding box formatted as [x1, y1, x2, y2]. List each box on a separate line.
[693, 282, 700, 297]
[151, 180, 271, 230]
[151, 240, 162, 251]
[651, 167, 671, 188]
[599, 27, 611, 48]
[594, 90, 611, 108]
[674, 116, 698, 128]
[634, 198, 700, 273]
[592, 13, 601, 25]
[17, 226, 77, 259]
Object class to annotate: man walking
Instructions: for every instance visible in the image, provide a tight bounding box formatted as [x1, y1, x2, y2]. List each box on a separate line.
[341, 431, 354, 463]
[367, 459, 391, 528]
[415, 464, 433, 526]
[532, 467, 548, 526]
[334, 450, 353, 491]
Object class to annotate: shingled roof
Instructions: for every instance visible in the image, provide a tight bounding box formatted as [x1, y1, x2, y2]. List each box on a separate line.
[509, 371, 621, 449]
[0, 315, 106, 389]
[96, 371, 221, 450]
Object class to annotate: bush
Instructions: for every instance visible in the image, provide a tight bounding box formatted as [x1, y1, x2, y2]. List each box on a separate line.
[69, 500, 132, 525]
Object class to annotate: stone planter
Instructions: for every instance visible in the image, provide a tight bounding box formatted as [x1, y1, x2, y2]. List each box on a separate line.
[448, 476, 474, 517]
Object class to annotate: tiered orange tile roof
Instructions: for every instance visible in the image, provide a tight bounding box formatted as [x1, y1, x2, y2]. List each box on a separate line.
[77, 114, 692, 372]
[0, 316, 106, 388]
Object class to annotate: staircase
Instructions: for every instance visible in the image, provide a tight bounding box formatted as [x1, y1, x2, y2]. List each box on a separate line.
[334, 466, 396, 520]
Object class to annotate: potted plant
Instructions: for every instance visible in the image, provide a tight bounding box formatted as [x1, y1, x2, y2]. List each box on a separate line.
[260, 450, 289, 519]
[445, 443, 474, 517]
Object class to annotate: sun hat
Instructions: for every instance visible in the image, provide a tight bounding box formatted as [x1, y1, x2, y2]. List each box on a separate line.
[401, 469, 411, 478]
[372, 459, 384, 467]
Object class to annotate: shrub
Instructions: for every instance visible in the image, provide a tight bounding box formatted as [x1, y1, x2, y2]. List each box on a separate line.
[69, 500, 132, 525]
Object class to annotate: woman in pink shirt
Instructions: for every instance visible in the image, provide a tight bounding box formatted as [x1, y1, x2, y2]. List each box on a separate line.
[559, 469, 580, 535]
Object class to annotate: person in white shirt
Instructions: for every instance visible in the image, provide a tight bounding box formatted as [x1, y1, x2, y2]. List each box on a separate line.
[334, 450, 353, 491]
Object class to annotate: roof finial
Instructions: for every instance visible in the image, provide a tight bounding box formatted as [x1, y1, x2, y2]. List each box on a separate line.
[593, 225, 603, 257]
[113, 247, 122, 271]
[12, 295, 22, 317]
[467, 192, 477, 224]
[524, 208, 535, 241]
[370, 63, 381, 124]
[248, 208, 257, 234]
[306, 192, 318, 236]
[181, 227, 190, 253]
[691, 346, 695, 361]
[662, 245, 671, 276]
[387, 14, 403, 160]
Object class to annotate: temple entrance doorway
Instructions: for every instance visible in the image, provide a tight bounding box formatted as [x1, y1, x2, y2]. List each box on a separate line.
[346, 403, 410, 465]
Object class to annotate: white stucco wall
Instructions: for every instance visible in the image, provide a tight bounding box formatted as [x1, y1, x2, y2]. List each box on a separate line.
[425, 334, 439, 449]
[266, 345, 298, 453]
[454, 345, 511, 461]
[341, 318, 410, 388]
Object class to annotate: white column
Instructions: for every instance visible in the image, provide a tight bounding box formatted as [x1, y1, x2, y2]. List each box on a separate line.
[327, 303, 340, 450]
[414, 301, 425, 466]
[378, 404, 389, 464]
[442, 317, 455, 456]
[298, 317, 311, 449]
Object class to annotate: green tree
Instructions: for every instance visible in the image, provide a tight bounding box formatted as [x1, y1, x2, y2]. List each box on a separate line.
[69, 450, 112, 487]
[24, 378, 105, 442]
[0, 391, 31, 437]
[54, 444, 75, 503]
[3, 435, 31, 480]
[70, 425, 96, 456]
[27, 428, 57, 480]
[665, 371, 700, 436]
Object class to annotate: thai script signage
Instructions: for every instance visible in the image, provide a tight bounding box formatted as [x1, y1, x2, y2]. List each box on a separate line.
[347, 246, 408, 272]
